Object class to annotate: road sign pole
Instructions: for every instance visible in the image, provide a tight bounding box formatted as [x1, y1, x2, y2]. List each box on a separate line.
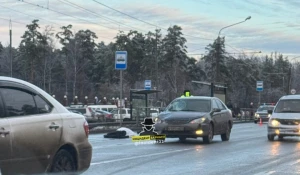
[120, 71, 122, 124]
[258, 92, 261, 106]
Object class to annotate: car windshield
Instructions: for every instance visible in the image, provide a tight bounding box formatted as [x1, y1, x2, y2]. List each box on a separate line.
[257, 106, 274, 112]
[274, 100, 300, 113]
[166, 99, 211, 112]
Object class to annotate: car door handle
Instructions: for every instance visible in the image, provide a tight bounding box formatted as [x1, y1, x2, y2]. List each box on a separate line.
[49, 124, 60, 129]
[0, 130, 10, 135]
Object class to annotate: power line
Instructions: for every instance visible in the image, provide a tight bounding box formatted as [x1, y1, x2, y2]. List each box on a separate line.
[92, 0, 213, 40]
[0, 16, 27, 25]
[58, 0, 146, 32]
[18, 0, 119, 32]
[0, 4, 62, 27]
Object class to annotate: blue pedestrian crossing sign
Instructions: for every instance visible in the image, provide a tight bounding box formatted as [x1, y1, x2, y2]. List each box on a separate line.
[115, 51, 127, 70]
[145, 80, 151, 90]
[256, 81, 263, 91]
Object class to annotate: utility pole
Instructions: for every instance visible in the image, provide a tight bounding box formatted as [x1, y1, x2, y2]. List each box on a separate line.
[155, 29, 158, 99]
[9, 19, 12, 77]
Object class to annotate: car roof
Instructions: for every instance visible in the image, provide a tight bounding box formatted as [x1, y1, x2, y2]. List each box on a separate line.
[280, 95, 300, 100]
[176, 96, 213, 100]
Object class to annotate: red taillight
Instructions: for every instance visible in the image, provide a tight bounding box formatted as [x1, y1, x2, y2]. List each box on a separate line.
[107, 114, 112, 118]
[88, 107, 93, 113]
[84, 121, 89, 138]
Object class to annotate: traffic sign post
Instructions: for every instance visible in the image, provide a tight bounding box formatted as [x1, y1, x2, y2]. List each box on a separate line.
[291, 89, 296, 95]
[256, 81, 263, 106]
[145, 80, 151, 90]
[115, 51, 127, 125]
[256, 81, 263, 91]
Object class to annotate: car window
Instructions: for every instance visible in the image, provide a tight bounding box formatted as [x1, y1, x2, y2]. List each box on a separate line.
[216, 100, 226, 110]
[166, 99, 211, 112]
[212, 100, 219, 109]
[34, 95, 52, 114]
[1, 88, 38, 117]
[101, 108, 108, 111]
[120, 109, 126, 114]
[274, 100, 300, 113]
[111, 109, 118, 114]
[257, 106, 274, 112]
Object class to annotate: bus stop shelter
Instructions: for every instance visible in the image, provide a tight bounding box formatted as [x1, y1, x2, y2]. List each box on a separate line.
[129, 89, 162, 122]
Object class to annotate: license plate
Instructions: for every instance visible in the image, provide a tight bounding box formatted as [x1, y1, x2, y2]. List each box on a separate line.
[167, 126, 184, 131]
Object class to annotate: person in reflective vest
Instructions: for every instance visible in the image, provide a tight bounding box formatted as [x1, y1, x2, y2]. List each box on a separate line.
[181, 90, 192, 97]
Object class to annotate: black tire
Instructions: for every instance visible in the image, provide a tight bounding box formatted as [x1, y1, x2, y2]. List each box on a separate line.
[179, 137, 186, 142]
[254, 121, 257, 124]
[278, 135, 284, 140]
[203, 123, 214, 144]
[267, 134, 275, 141]
[221, 123, 231, 141]
[49, 149, 77, 173]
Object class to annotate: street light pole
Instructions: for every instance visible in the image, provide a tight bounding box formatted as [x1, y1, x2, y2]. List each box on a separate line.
[289, 56, 300, 94]
[215, 16, 251, 83]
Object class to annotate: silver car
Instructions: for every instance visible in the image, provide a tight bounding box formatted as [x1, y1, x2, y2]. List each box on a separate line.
[268, 95, 300, 141]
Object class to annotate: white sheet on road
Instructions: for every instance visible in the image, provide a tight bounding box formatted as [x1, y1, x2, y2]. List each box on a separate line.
[117, 127, 138, 137]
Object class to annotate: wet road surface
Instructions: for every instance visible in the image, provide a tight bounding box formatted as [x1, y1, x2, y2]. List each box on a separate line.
[83, 123, 300, 175]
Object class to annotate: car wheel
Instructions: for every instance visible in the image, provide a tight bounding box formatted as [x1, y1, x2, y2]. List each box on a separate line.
[267, 134, 275, 141]
[278, 135, 284, 140]
[49, 149, 77, 173]
[254, 121, 257, 124]
[179, 137, 186, 142]
[221, 123, 231, 141]
[203, 123, 213, 144]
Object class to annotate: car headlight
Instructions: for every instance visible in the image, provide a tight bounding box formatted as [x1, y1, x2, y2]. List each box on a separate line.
[269, 119, 280, 127]
[190, 117, 206, 124]
[255, 113, 259, 117]
[155, 118, 164, 123]
[268, 114, 271, 118]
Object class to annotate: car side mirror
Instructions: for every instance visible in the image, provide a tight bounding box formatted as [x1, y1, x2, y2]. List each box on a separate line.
[212, 108, 221, 113]
[268, 110, 273, 114]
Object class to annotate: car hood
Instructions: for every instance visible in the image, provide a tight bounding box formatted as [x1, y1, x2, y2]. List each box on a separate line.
[271, 113, 300, 119]
[158, 111, 208, 120]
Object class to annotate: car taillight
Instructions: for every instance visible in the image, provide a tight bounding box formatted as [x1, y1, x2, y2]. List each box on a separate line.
[107, 114, 112, 118]
[83, 121, 89, 138]
[88, 107, 93, 113]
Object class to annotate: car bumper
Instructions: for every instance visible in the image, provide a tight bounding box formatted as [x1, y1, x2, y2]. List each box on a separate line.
[154, 123, 210, 138]
[77, 143, 92, 173]
[268, 126, 300, 136]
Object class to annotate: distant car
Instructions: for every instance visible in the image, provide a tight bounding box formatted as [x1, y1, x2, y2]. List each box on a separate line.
[0, 76, 92, 175]
[95, 110, 115, 122]
[254, 105, 275, 123]
[154, 96, 233, 144]
[268, 95, 300, 141]
[66, 107, 86, 115]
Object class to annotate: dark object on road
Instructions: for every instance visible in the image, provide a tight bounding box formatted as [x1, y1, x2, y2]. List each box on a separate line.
[104, 131, 129, 138]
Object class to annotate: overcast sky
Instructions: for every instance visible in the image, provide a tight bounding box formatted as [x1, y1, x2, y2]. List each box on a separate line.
[0, 0, 300, 60]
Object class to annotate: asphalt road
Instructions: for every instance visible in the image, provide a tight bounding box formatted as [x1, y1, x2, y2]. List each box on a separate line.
[83, 122, 300, 175]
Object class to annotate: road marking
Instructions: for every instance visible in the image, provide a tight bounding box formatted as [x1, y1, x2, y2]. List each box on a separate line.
[90, 148, 193, 165]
